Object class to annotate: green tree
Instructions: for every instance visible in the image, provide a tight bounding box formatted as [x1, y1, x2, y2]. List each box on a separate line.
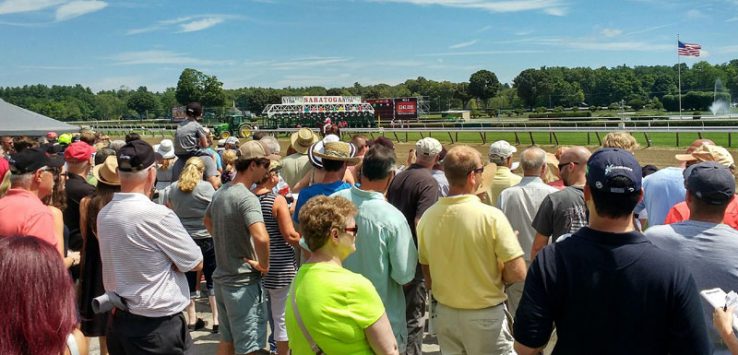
[127, 86, 158, 119]
[468, 70, 501, 107]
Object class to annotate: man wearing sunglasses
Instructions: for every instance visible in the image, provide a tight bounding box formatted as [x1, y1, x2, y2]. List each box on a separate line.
[0, 147, 64, 249]
[530, 146, 591, 260]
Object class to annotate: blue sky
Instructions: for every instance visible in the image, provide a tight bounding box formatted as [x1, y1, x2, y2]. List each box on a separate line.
[1, 0, 737, 92]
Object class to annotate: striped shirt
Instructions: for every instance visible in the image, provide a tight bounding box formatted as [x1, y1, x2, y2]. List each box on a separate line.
[258, 192, 296, 289]
[97, 193, 203, 317]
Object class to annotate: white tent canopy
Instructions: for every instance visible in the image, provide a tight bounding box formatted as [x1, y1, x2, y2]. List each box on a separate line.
[0, 98, 79, 136]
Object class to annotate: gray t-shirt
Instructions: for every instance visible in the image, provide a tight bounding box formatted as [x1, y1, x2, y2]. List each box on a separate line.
[532, 186, 587, 241]
[646, 220, 738, 351]
[167, 181, 214, 239]
[169, 155, 218, 184]
[206, 182, 264, 286]
[174, 119, 206, 155]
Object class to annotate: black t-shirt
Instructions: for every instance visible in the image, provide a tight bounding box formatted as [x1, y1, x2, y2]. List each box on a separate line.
[531, 186, 587, 241]
[386, 164, 439, 245]
[514, 227, 710, 355]
[64, 173, 95, 251]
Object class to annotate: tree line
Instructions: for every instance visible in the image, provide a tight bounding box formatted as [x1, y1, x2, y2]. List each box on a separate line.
[0, 60, 736, 121]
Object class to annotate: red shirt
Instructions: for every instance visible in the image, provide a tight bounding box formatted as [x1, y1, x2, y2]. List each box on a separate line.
[0, 188, 57, 247]
[664, 199, 738, 230]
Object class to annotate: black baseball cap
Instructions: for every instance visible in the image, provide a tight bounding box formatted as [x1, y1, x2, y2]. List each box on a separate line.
[8, 147, 64, 174]
[586, 148, 642, 194]
[117, 140, 155, 172]
[684, 162, 736, 205]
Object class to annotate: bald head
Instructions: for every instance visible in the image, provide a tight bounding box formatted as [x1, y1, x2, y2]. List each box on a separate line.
[687, 139, 715, 154]
[559, 146, 591, 186]
[560, 146, 591, 165]
[521, 147, 547, 176]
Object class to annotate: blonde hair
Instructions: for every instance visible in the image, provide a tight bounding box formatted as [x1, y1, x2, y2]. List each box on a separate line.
[298, 195, 357, 252]
[160, 157, 175, 170]
[602, 131, 640, 152]
[442, 145, 481, 188]
[178, 157, 205, 193]
[0, 170, 10, 198]
[222, 150, 238, 166]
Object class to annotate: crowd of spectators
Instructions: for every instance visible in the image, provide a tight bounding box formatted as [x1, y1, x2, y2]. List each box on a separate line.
[3, 119, 738, 355]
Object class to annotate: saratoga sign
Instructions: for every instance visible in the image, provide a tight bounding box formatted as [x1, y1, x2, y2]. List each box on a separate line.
[281, 96, 362, 105]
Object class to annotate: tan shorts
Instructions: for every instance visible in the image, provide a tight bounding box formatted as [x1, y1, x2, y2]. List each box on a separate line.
[434, 302, 514, 355]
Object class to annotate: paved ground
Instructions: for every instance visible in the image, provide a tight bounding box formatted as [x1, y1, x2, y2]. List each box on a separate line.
[88, 296, 441, 354]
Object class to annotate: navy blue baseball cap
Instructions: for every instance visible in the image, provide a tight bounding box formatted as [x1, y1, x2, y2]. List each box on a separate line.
[586, 148, 642, 194]
[684, 162, 735, 205]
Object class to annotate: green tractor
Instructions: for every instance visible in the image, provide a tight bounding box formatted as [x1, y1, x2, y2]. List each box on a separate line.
[212, 113, 254, 139]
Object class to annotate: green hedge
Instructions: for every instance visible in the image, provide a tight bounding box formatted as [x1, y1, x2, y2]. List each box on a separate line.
[528, 112, 592, 119]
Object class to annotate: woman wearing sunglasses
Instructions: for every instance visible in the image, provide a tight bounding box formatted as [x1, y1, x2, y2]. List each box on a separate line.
[287, 195, 398, 355]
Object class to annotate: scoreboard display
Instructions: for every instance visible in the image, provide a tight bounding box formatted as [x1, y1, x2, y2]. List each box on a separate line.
[366, 97, 418, 120]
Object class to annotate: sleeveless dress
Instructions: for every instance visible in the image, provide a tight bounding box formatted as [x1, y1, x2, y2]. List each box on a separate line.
[257, 192, 297, 289]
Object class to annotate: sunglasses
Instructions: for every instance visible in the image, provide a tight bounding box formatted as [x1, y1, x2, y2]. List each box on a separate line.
[558, 161, 579, 170]
[344, 226, 358, 236]
[468, 167, 484, 175]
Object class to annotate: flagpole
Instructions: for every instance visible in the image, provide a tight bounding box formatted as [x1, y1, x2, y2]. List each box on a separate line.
[678, 34, 682, 119]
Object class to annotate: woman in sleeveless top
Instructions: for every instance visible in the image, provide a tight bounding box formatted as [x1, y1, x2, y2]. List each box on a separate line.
[166, 157, 219, 332]
[252, 160, 300, 355]
[78, 156, 120, 354]
[0, 236, 89, 355]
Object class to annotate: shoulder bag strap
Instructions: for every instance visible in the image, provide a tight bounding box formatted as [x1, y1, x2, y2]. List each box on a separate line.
[290, 286, 325, 354]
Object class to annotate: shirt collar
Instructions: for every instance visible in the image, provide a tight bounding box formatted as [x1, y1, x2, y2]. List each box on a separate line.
[440, 194, 480, 205]
[351, 185, 385, 200]
[112, 192, 152, 202]
[572, 227, 649, 246]
[519, 176, 544, 185]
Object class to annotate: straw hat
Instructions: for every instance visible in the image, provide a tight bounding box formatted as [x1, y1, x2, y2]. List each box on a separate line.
[154, 139, 175, 160]
[290, 128, 320, 155]
[312, 141, 360, 166]
[93, 155, 120, 186]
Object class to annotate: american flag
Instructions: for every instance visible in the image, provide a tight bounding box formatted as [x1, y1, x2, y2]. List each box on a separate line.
[678, 41, 701, 57]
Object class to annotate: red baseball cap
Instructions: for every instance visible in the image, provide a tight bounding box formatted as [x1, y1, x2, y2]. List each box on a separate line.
[64, 141, 95, 162]
[47, 132, 58, 140]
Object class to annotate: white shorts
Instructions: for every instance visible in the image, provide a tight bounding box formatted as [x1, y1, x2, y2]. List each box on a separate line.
[267, 286, 290, 342]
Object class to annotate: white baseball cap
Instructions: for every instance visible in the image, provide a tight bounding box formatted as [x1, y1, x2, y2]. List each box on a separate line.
[489, 140, 517, 158]
[416, 137, 442, 156]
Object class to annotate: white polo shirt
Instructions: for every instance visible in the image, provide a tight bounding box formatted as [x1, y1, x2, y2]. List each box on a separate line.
[97, 193, 202, 317]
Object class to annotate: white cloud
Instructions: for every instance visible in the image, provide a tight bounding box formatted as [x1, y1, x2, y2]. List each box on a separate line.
[543, 38, 672, 51]
[268, 57, 351, 69]
[178, 17, 225, 33]
[368, 0, 568, 15]
[128, 14, 235, 35]
[110, 50, 233, 66]
[420, 49, 543, 57]
[476, 25, 492, 33]
[623, 23, 673, 36]
[514, 30, 534, 36]
[601, 28, 622, 37]
[686, 9, 706, 19]
[0, 0, 64, 15]
[449, 40, 478, 49]
[55, 1, 107, 21]
[717, 45, 738, 53]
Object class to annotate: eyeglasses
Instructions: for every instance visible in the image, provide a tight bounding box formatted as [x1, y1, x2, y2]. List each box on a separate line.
[258, 159, 271, 168]
[468, 166, 484, 175]
[344, 226, 358, 236]
[558, 161, 579, 170]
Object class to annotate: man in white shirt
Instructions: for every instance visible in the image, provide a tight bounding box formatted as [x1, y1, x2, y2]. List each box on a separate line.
[497, 147, 558, 315]
[98, 140, 203, 355]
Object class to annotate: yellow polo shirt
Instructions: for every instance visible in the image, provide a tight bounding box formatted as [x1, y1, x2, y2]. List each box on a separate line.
[418, 194, 523, 309]
[487, 166, 522, 206]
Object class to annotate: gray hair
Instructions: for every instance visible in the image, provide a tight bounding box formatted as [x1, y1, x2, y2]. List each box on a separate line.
[260, 135, 281, 155]
[9, 172, 33, 188]
[520, 147, 546, 174]
[118, 167, 150, 182]
[489, 154, 507, 166]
